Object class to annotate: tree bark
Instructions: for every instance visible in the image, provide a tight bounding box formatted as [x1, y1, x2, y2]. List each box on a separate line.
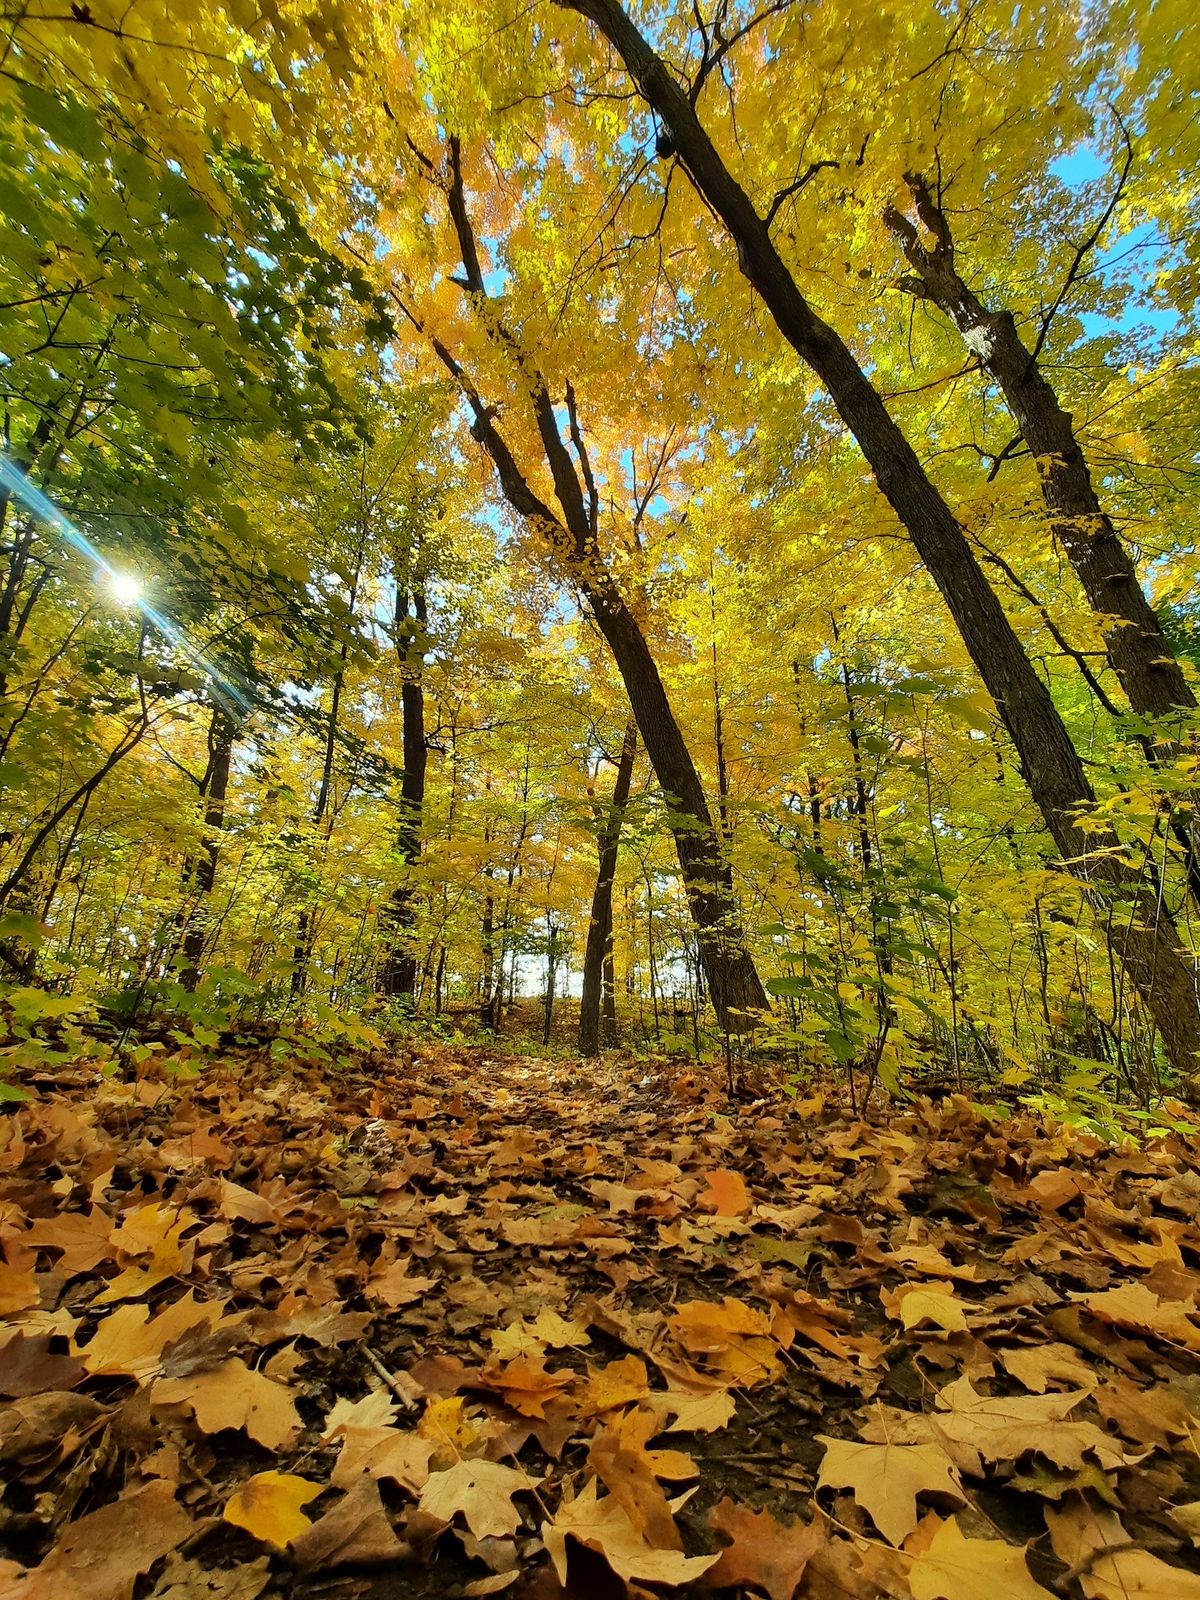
[379, 581, 428, 1000]
[886, 177, 1200, 896]
[180, 705, 235, 992]
[580, 715, 638, 1055]
[554, 0, 1200, 1076]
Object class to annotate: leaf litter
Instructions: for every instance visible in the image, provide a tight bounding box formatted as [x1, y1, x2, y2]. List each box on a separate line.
[0, 1044, 1199, 1599]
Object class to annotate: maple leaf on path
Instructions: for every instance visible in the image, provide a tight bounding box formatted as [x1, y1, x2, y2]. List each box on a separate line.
[587, 1407, 694, 1549]
[223, 1470, 322, 1548]
[0, 1330, 84, 1396]
[0, 1259, 37, 1315]
[1045, 1500, 1200, 1599]
[152, 1357, 299, 1448]
[76, 1293, 227, 1381]
[701, 1168, 751, 1216]
[290, 1477, 408, 1570]
[1073, 1282, 1200, 1352]
[140, 1552, 271, 1599]
[705, 1497, 824, 1600]
[542, 1477, 719, 1587]
[997, 1343, 1096, 1394]
[418, 1459, 538, 1540]
[1, 1478, 192, 1600]
[322, 1389, 398, 1438]
[578, 1353, 650, 1415]
[908, 1517, 1054, 1600]
[644, 1387, 735, 1433]
[883, 1283, 969, 1334]
[930, 1377, 1135, 1474]
[816, 1435, 964, 1546]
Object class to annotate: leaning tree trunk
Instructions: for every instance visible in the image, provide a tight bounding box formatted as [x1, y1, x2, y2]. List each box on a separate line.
[885, 179, 1200, 900]
[180, 705, 235, 992]
[427, 139, 768, 1033]
[580, 716, 638, 1055]
[555, 0, 1200, 1076]
[379, 583, 428, 1001]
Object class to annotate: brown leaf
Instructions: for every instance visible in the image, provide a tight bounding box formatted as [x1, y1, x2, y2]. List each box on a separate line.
[1045, 1501, 1200, 1600]
[1072, 1282, 1200, 1352]
[0, 1331, 84, 1397]
[152, 1358, 299, 1448]
[290, 1478, 408, 1569]
[705, 1497, 823, 1600]
[418, 1459, 538, 1540]
[7, 1478, 192, 1600]
[701, 1169, 751, 1216]
[542, 1478, 718, 1587]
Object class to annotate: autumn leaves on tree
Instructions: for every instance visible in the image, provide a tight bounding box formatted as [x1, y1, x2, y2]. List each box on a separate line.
[2, 5, 1200, 1079]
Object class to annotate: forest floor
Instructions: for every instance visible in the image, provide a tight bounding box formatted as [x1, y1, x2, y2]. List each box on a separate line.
[2, 1043, 1200, 1600]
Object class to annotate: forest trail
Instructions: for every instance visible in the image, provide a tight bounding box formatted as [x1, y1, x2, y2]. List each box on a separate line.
[2, 1046, 1200, 1599]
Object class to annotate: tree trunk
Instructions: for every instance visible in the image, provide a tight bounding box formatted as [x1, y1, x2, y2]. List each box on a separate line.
[379, 582, 428, 1001]
[430, 142, 767, 1032]
[886, 178, 1196, 728]
[556, 0, 1200, 1075]
[580, 715, 637, 1055]
[180, 705, 235, 992]
[543, 920, 559, 1045]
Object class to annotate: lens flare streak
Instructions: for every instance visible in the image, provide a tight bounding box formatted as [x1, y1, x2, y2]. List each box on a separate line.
[0, 450, 251, 715]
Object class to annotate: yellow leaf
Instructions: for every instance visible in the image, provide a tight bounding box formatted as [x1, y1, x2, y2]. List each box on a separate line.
[223, 1470, 322, 1547]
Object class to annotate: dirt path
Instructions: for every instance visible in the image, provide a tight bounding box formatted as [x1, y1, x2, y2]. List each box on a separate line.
[2, 1045, 1199, 1598]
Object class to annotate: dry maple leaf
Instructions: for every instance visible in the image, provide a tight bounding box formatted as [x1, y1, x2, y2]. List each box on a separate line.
[1045, 1501, 1200, 1599]
[0, 1259, 37, 1315]
[1073, 1282, 1200, 1352]
[705, 1497, 823, 1600]
[816, 1435, 964, 1546]
[152, 1358, 299, 1449]
[908, 1516, 1054, 1600]
[322, 1389, 398, 1439]
[587, 1408, 692, 1550]
[645, 1387, 735, 1434]
[930, 1377, 1134, 1475]
[331, 1424, 434, 1492]
[542, 1477, 719, 1587]
[884, 1283, 969, 1334]
[290, 1478, 408, 1570]
[701, 1169, 751, 1216]
[578, 1354, 650, 1415]
[0, 1330, 84, 1397]
[478, 1355, 573, 1418]
[418, 1459, 537, 1540]
[3, 1478, 192, 1600]
[76, 1293, 225, 1381]
[143, 1553, 271, 1599]
[997, 1343, 1096, 1394]
[223, 1470, 322, 1548]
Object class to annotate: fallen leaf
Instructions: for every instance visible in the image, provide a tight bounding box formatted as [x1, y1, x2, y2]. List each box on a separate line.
[702, 1169, 751, 1216]
[7, 1478, 192, 1599]
[908, 1516, 1054, 1600]
[223, 1470, 322, 1548]
[419, 1459, 538, 1540]
[542, 1477, 718, 1586]
[1073, 1282, 1200, 1351]
[290, 1478, 408, 1569]
[816, 1435, 964, 1546]
[1045, 1501, 1200, 1599]
[705, 1497, 823, 1600]
[153, 1358, 299, 1449]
